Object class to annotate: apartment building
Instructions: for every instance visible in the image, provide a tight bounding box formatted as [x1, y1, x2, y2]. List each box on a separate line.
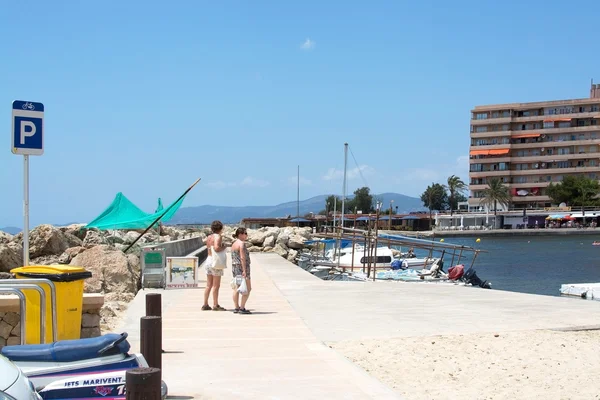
[469, 82, 600, 210]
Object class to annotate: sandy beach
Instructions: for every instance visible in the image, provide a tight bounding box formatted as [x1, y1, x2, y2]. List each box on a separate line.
[331, 329, 600, 400]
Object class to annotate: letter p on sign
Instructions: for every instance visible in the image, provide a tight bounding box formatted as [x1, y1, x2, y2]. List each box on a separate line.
[20, 120, 36, 145]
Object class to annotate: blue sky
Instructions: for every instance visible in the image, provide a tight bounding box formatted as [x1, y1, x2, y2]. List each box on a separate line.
[1, 0, 600, 227]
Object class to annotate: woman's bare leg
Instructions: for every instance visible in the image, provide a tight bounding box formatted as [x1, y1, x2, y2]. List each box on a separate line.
[240, 279, 251, 309]
[203, 275, 214, 308]
[212, 276, 222, 307]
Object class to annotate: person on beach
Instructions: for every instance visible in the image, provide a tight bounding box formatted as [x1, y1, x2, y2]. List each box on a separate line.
[231, 227, 252, 314]
[202, 220, 227, 311]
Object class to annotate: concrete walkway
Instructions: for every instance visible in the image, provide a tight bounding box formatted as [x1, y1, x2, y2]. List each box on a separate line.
[117, 254, 401, 399]
[117, 252, 600, 399]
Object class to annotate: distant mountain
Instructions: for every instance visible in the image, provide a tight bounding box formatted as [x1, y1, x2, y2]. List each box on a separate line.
[0, 227, 21, 235]
[169, 192, 425, 224]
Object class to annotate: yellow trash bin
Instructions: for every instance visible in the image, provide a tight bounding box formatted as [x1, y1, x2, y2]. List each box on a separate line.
[10, 265, 92, 344]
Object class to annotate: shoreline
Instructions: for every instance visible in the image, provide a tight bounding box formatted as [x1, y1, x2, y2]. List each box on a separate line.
[386, 227, 600, 238]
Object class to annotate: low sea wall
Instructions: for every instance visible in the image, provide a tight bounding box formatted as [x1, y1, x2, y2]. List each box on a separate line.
[146, 236, 204, 258]
[0, 293, 103, 348]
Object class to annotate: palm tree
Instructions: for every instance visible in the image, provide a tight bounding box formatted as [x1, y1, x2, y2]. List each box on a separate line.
[481, 178, 511, 227]
[445, 175, 467, 216]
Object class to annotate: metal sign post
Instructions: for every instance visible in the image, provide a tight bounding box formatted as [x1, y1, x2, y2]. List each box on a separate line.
[11, 100, 44, 266]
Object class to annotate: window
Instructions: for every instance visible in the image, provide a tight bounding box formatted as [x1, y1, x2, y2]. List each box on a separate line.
[578, 120, 586, 127]
[590, 146, 597, 153]
[515, 176, 527, 183]
[558, 148, 570, 155]
[547, 149, 554, 155]
[492, 112, 500, 118]
[592, 105, 599, 112]
[502, 111, 511, 117]
[592, 132, 597, 139]
[557, 161, 569, 168]
[558, 122, 571, 128]
[579, 146, 586, 154]
[502, 137, 510, 144]
[577, 160, 585, 167]
[471, 164, 483, 172]
[475, 113, 488, 120]
[546, 176, 552, 182]
[590, 160, 597, 167]
[475, 126, 488, 132]
[592, 120, 598, 126]
[499, 163, 508, 171]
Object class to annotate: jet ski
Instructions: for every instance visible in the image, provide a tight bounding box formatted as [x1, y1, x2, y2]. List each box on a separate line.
[0, 332, 167, 398]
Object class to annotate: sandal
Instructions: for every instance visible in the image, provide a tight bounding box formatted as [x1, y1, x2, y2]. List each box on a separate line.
[239, 308, 252, 314]
[201, 305, 212, 311]
[233, 308, 240, 313]
[213, 305, 227, 311]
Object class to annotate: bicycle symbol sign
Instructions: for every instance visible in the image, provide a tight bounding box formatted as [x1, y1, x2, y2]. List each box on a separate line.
[11, 100, 45, 156]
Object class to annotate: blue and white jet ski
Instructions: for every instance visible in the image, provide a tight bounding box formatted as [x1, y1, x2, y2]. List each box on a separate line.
[0, 332, 167, 398]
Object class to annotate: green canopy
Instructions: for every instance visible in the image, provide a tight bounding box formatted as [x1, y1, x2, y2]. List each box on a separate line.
[85, 192, 185, 230]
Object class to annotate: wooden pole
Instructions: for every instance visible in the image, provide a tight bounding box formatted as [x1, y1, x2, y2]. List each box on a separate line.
[141, 316, 162, 375]
[145, 293, 162, 317]
[126, 367, 161, 400]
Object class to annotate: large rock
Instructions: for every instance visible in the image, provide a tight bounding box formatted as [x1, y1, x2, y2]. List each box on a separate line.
[0, 232, 12, 245]
[0, 244, 22, 273]
[83, 231, 106, 247]
[272, 244, 289, 258]
[247, 230, 268, 246]
[276, 233, 290, 247]
[13, 224, 80, 258]
[263, 235, 276, 248]
[287, 249, 299, 262]
[70, 245, 140, 295]
[59, 224, 87, 240]
[287, 234, 306, 250]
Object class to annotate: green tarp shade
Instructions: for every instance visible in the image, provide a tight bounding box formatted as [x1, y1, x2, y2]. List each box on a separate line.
[85, 192, 186, 230]
[155, 198, 164, 213]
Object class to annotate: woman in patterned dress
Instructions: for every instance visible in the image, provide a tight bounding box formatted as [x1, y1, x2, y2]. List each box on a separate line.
[231, 227, 252, 314]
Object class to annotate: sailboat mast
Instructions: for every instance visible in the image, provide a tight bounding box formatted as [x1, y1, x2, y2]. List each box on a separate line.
[297, 165, 300, 226]
[337, 143, 348, 269]
[341, 143, 348, 228]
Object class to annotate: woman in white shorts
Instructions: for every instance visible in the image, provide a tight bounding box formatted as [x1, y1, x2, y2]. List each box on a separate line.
[202, 220, 226, 311]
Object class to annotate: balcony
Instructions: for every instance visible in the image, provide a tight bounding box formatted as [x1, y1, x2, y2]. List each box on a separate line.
[469, 170, 511, 178]
[512, 153, 600, 163]
[511, 195, 550, 203]
[511, 166, 600, 175]
[471, 117, 512, 126]
[508, 181, 552, 188]
[511, 138, 600, 149]
[470, 123, 600, 139]
[469, 156, 511, 164]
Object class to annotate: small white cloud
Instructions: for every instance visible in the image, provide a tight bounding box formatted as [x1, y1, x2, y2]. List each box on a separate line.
[205, 181, 237, 189]
[241, 176, 270, 188]
[322, 165, 374, 181]
[300, 38, 315, 51]
[287, 176, 312, 186]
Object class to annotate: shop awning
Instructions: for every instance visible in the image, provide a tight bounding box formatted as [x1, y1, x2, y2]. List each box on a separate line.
[488, 149, 510, 155]
[543, 118, 572, 122]
[469, 149, 490, 156]
[512, 133, 540, 139]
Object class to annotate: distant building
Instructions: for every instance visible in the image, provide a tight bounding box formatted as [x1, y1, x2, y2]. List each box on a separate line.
[469, 82, 600, 211]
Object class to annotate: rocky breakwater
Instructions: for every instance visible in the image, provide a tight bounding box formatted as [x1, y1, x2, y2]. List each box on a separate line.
[0, 224, 198, 334]
[216, 226, 314, 262]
